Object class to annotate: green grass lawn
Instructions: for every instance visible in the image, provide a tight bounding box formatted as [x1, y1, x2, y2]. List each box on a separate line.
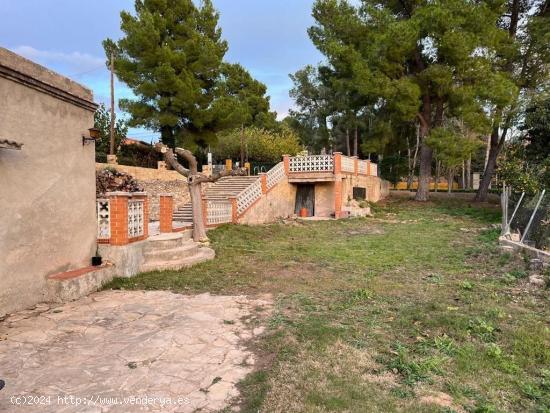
[104, 197, 550, 413]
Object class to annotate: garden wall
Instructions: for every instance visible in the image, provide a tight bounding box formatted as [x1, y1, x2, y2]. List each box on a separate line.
[96, 163, 190, 220]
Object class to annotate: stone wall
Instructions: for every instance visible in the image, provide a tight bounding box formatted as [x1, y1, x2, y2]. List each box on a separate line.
[0, 47, 97, 316]
[96, 163, 190, 220]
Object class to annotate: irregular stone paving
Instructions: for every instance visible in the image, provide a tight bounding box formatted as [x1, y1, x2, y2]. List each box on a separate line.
[0, 291, 272, 412]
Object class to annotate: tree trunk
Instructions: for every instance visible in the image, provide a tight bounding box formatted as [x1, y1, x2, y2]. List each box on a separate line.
[188, 178, 208, 242]
[475, 126, 506, 202]
[466, 156, 471, 189]
[353, 126, 358, 157]
[346, 128, 351, 156]
[416, 142, 433, 200]
[448, 169, 453, 193]
[156, 144, 245, 242]
[435, 159, 440, 192]
[415, 96, 433, 201]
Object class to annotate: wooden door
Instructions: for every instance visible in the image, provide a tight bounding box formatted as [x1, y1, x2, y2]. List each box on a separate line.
[295, 184, 315, 216]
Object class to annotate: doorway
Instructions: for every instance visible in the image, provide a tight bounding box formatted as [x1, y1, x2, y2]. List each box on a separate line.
[294, 184, 315, 216]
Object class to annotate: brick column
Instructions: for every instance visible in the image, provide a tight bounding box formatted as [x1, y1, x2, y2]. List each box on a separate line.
[367, 160, 371, 176]
[202, 198, 208, 228]
[107, 192, 130, 246]
[159, 194, 173, 233]
[353, 156, 359, 176]
[259, 173, 267, 194]
[132, 192, 148, 240]
[283, 154, 290, 175]
[333, 152, 342, 174]
[334, 179, 343, 219]
[229, 197, 238, 223]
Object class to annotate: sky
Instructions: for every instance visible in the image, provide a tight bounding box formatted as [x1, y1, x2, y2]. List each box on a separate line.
[0, 0, 322, 141]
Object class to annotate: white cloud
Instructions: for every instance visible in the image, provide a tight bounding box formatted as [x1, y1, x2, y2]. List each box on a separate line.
[11, 45, 105, 76]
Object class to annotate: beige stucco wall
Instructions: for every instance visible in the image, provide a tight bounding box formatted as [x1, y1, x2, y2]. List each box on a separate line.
[239, 178, 297, 225]
[341, 175, 387, 203]
[314, 182, 336, 217]
[0, 47, 97, 316]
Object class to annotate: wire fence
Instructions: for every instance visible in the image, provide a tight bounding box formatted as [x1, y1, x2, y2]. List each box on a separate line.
[502, 186, 550, 251]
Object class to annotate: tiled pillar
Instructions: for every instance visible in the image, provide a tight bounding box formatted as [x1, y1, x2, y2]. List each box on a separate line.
[159, 194, 173, 233]
[107, 192, 130, 246]
[225, 159, 232, 171]
[353, 156, 359, 176]
[334, 179, 343, 219]
[132, 192, 148, 239]
[283, 155, 290, 175]
[260, 173, 267, 194]
[333, 152, 342, 174]
[229, 197, 238, 223]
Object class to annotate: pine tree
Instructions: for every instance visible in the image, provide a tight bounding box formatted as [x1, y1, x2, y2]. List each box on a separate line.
[103, 0, 228, 149]
[305, 0, 518, 200]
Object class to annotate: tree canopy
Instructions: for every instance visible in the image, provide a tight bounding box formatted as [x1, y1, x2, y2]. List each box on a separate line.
[104, 0, 275, 150]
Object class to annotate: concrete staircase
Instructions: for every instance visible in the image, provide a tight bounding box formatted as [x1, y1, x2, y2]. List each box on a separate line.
[173, 175, 259, 224]
[140, 232, 215, 272]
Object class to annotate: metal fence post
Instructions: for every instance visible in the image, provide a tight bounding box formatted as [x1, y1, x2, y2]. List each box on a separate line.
[520, 190, 546, 244]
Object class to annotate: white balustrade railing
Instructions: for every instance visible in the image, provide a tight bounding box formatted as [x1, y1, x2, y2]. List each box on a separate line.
[128, 199, 145, 238]
[266, 162, 285, 190]
[236, 178, 262, 215]
[289, 155, 333, 172]
[207, 200, 232, 225]
[371, 163, 378, 176]
[358, 160, 369, 175]
[97, 199, 110, 240]
[341, 156, 355, 173]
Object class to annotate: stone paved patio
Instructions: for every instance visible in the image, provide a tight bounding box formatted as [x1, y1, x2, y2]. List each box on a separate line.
[0, 291, 272, 412]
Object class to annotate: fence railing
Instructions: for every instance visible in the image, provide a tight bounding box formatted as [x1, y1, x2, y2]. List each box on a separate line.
[371, 163, 378, 177]
[289, 155, 334, 172]
[207, 200, 233, 225]
[341, 156, 355, 173]
[236, 178, 263, 215]
[97, 199, 110, 241]
[358, 160, 369, 175]
[502, 185, 549, 251]
[266, 162, 285, 190]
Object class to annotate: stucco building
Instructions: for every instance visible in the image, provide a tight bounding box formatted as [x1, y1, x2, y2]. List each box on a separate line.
[0, 47, 98, 316]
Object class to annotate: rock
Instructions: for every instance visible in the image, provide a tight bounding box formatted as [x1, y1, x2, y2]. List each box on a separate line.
[529, 274, 546, 288]
[529, 259, 544, 272]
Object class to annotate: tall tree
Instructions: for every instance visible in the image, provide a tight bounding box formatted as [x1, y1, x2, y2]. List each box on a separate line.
[103, 0, 228, 149]
[305, 0, 516, 200]
[475, 0, 550, 201]
[289, 65, 332, 151]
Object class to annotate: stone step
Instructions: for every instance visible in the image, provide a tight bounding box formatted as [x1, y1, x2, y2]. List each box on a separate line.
[144, 232, 190, 252]
[143, 241, 200, 261]
[140, 247, 215, 272]
[47, 264, 117, 303]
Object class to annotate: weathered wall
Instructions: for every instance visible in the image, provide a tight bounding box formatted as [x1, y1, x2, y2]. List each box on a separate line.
[96, 164, 190, 220]
[95, 163, 186, 181]
[0, 47, 97, 316]
[315, 182, 336, 217]
[239, 178, 297, 225]
[341, 175, 387, 203]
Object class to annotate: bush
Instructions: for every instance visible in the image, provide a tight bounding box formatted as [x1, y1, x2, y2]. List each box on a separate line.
[213, 126, 302, 164]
